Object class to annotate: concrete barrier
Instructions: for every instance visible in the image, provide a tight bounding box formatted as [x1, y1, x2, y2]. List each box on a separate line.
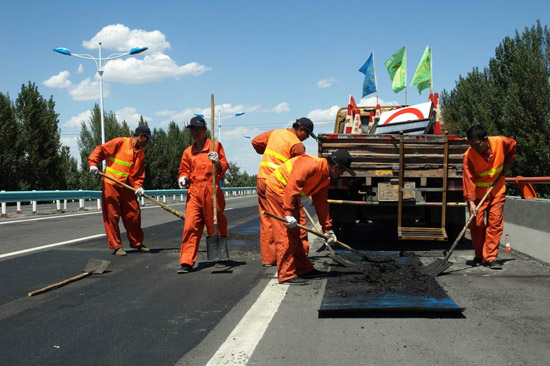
[503, 196, 550, 264]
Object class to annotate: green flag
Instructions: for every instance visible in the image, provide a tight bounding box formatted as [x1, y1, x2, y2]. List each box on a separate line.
[411, 46, 431, 94]
[384, 47, 406, 93]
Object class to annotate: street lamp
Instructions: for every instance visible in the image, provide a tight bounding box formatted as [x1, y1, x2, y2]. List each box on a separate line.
[194, 109, 245, 142]
[53, 43, 148, 157]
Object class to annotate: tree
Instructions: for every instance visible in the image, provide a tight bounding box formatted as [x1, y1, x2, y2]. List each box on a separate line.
[224, 162, 256, 187]
[441, 20, 550, 197]
[15, 82, 62, 190]
[0, 92, 22, 190]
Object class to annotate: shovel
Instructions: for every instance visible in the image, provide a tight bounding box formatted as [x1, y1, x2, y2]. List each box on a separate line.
[421, 174, 503, 276]
[97, 171, 185, 220]
[302, 206, 356, 268]
[262, 211, 391, 263]
[28, 259, 110, 297]
[206, 94, 229, 263]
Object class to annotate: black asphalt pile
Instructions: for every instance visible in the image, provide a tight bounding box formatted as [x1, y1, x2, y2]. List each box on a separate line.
[332, 260, 448, 299]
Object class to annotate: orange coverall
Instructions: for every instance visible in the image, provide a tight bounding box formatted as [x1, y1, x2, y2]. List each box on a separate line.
[463, 136, 516, 263]
[88, 137, 145, 250]
[179, 139, 229, 267]
[265, 154, 332, 283]
[252, 129, 307, 265]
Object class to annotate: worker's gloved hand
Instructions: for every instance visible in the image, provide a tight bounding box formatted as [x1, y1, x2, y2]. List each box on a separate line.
[208, 152, 219, 163]
[284, 215, 298, 228]
[325, 230, 337, 245]
[89, 166, 98, 175]
[178, 176, 187, 189]
[135, 187, 144, 197]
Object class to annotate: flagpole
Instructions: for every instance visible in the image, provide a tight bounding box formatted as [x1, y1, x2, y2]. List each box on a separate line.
[404, 46, 408, 106]
[430, 47, 433, 94]
[373, 51, 379, 105]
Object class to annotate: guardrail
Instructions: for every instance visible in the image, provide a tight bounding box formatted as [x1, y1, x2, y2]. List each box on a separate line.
[0, 187, 256, 217]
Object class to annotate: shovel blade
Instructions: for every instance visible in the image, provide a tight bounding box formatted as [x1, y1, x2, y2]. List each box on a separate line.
[206, 236, 229, 262]
[327, 253, 357, 268]
[421, 258, 453, 277]
[83, 259, 110, 274]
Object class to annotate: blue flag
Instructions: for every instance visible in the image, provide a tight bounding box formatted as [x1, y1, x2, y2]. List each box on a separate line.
[359, 53, 376, 98]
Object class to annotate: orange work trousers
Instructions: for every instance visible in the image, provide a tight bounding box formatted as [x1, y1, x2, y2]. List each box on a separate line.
[180, 182, 227, 266]
[265, 185, 314, 283]
[469, 194, 506, 263]
[101, 182, 144, 250]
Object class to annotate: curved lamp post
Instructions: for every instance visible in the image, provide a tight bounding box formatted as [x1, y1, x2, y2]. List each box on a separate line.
[194, 110, 245, 142]
[53, 43, 148, 155]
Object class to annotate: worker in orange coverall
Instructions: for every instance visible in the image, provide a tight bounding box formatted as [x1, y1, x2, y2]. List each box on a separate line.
[252, 118, 316, 266]
[463, 124, 516, 270]
[88, 125, 156, 256]
[265, 150, 356, 285]
[177, 116, 229, 274]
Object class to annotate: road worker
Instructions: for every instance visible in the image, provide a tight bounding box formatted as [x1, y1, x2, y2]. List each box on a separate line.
[463, 124, 516, 269]
[265, 149, 356, 284]
[88, 125, 156, 256]
[252, 117, 316, 266]
[177, 116, 229, 273]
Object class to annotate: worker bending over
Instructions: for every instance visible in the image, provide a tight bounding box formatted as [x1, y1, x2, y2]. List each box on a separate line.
[265, 150, 356, 285]
[177, 116, 229, 273]
[463, 124, 516, 269]
[252, 118, 316, 266]
[88, 125, 156, 256]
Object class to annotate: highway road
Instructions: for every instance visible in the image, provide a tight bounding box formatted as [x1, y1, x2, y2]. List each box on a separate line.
[1, 194, 550, 365]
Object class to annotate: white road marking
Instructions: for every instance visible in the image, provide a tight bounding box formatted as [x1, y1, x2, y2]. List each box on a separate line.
[205, 278, 287, 366]
[0, 234, 105, 259]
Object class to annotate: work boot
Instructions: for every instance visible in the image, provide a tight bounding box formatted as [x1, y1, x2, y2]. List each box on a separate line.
[215, 261, 228, 268]
[468, 257, 483, 267]
[280, 277, 309, 285]
[114, 248, 127, 256]
[137, 245, 150, 253]
[301, 269, 329, 279]
[177, 264, 193, 274]
[485, 261, 502, 270]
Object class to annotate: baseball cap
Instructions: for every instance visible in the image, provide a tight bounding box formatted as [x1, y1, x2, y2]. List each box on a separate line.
[187, 116, 207, 128]
[329, 149, 356, 176]
[295, 117, 317, 140]
[135, 125, 157, 141]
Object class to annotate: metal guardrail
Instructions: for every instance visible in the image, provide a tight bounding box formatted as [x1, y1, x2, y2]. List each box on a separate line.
[0, 187, 257, 216]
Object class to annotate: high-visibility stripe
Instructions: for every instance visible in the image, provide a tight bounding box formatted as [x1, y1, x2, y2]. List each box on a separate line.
[260, 161, 279, 170]
[478, 165, 502, 177]
[108, 156, 132, 167]
[106, 166, 129, 178]
[265, 149, 289, 163]
[475, 182, 492, 187]
[274, 170, 287, 186]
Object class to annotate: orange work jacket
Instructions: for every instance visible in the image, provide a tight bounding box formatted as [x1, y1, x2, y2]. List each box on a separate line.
[88, 137, 145, 188]
[179, 138, 228, 185]
[254, 129, 304, 179]
[266, 154, 332, 231]
[463, 136, 516, 200]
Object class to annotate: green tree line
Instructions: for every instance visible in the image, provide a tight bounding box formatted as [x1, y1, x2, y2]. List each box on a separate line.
[441, 20, 550, 197]
[0, 82, 256, 191]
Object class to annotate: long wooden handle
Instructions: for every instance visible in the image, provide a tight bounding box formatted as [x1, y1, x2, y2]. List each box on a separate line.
[302, 206, 338, 256]
[97, 172, 185, 220]
[443, 175, 503, 261]
[28, 272, 91, 297]
[262, 210, 369, 261]
[211, 94, 218, 230]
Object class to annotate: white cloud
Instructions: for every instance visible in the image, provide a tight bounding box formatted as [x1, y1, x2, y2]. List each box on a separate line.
[359, 96, 399, 106]
[44, 71, 72, 88]
[104, 54, 211, 84]
[307, 105, 341, 126]
[60, 136, 80, 163]
[68, 78, 109, 101]
[65, 110, 92, 128]
[273, 102, 290, 113]
[316, 77, 337, 88]
[82, 24, 171, 54]
[115, 106, 151, 127]
[77, 64, 84, 74]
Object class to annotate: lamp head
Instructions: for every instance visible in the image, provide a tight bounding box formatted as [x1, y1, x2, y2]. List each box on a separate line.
[53, 48, 72, 56]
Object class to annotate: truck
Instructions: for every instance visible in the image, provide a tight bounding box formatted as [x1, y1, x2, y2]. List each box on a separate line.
[317, 94, 471, 243]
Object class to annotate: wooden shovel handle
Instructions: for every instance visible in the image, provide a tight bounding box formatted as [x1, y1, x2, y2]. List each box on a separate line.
[97, 172, 185, 220]
[28, 272, 91, 297]
[262, 210, 368, 261]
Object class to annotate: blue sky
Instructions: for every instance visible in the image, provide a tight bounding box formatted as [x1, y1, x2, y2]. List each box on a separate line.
[1, 0, 549, 174]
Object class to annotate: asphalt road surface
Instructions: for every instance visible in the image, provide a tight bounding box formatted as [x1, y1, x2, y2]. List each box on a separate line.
[1, 195, 550, 365]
